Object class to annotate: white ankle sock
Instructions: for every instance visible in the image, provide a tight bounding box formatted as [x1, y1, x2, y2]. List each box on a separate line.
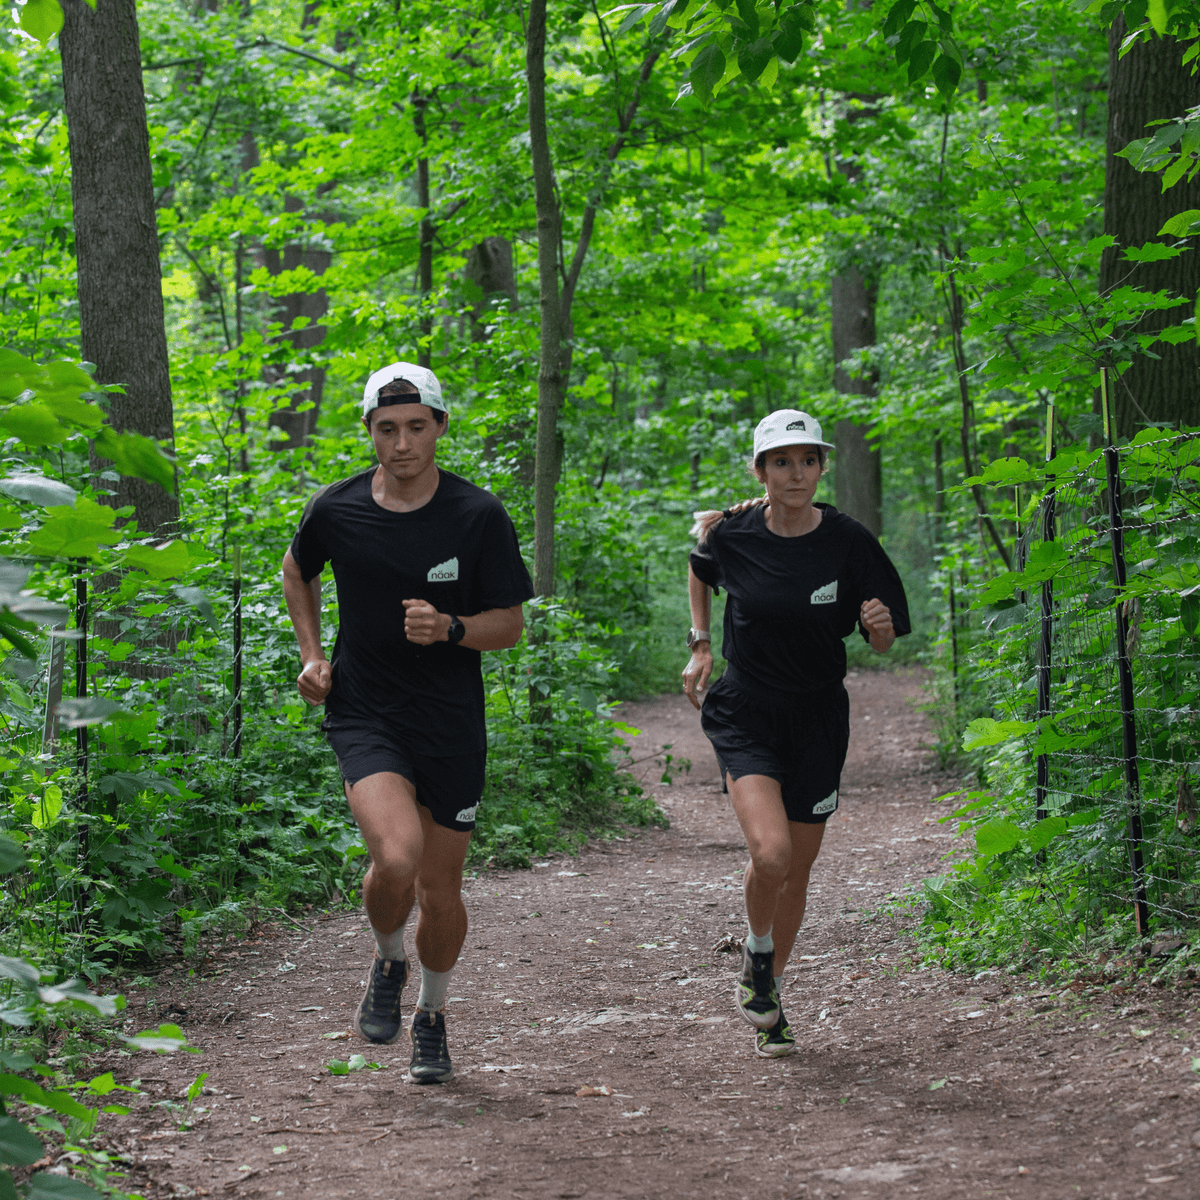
[371, 922, 407, 963]
[745, 927, 774, 954]
[417, 965, 454, 1012]
[774, 975, 783, 993]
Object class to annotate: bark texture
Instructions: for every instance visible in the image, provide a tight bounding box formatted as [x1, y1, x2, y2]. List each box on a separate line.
[1101, 18, 1200, 436]
[464, 237, 518, 342]
[526, 0, 563, 599]
[831, 266, 882, 537]
[264, 194, 334, 450]
[60, 0, 179, 534]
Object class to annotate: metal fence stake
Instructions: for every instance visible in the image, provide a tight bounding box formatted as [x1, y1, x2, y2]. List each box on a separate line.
[233, 544, 243, 761]
[74, 561, 89, 918]
[1035, 406, 1056, 833]
[1101, 368, 1150, 936]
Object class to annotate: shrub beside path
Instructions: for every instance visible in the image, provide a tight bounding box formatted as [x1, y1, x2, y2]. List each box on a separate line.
[98, 668, 1197, 1198]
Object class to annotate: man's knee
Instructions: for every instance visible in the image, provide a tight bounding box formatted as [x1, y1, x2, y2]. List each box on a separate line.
[415, 872, 465, 919]
[369, 845, 421, 888]
[749, 841, 792, 883]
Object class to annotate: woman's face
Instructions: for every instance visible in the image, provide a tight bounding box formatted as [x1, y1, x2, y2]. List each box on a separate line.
[755, 443, 824, 509]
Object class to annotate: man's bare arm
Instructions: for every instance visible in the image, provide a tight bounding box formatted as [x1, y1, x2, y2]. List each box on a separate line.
[401, 601, 525, 650]
[282, 549, 331, 703]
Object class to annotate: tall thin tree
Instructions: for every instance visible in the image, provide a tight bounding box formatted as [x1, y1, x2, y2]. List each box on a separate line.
[59, 0, 179, 534]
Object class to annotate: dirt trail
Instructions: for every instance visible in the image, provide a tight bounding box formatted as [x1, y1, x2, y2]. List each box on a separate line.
[92, 669, 1198, 1199]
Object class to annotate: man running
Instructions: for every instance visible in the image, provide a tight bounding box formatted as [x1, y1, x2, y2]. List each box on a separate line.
[281, 361, 533, 1083]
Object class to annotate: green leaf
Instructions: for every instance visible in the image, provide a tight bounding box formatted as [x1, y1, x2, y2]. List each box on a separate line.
[1123, 241, 1187, 262]
[882, 0, 917, 38]
[0, 1075, 92, 1121]
[961, 717, 1034, 750]
[614, 3, 656, 36]
[0, 473, 77, 508]
[28, 785, 63, 830]
[931, 51, 962, 97]
[1146, 0, 1170, 33]
[0, 1115, 44, 1166]
[119, 1023, 192, 1053]
[123, 540, 191, 579]
[24, 1174, 104, 1200]
[688, 42, 726, 103]
[734, 0, 759, 38]
[1022, 540, 1069, 582]
[326, 1059, 350, 1075]
[0, 403, 64, 446]
[774, 2, 809, 61]
[1181, 592, 1200, 636]
[893, 19, 925, 65]
[0, 834, 25, 875]
[1026, 816, 1069, 851]
[25, 497, 121, 559]
[0, 1165, 19, 1200]
[737, 35, 773, 82]
[974, 818, 1024, 856]
[929, 1076, 947, 1090]
[92, 426, 176, 493]
[18, 0, 63, 44]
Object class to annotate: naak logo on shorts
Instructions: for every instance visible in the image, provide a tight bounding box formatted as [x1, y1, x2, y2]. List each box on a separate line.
[455, 805, 478, 823]
[786, 418, 807, 431]
[427, 557, 459, 582]
[812, 790, 838, 815]
[810, 580, 838, 605]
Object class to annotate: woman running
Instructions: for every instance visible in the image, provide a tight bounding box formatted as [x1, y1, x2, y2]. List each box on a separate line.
[682, 409, 910, 1057]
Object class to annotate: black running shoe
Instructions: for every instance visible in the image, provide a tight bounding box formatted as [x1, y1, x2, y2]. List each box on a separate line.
[736, 945, 780, 1030]
[352, 957, 408, 1045]
[409, 1009, 453, 1084]
[755, 1007, 796, 1058]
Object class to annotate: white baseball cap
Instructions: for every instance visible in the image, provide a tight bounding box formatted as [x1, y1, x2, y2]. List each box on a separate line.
[361, 361, 447, 419]
[753, 409, 834, 459]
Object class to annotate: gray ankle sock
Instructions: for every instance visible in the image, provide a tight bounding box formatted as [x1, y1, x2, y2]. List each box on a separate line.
[371, 922, 407, 963]
[745, 927, 774, 954]
[416, 965, 454, 1012]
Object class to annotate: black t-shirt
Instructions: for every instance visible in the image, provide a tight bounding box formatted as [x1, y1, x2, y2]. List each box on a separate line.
[289, 467, 534, 755]
[688, 503, 910, 698]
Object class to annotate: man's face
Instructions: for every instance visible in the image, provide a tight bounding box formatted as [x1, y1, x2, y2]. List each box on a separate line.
[365, 402, 446, 481]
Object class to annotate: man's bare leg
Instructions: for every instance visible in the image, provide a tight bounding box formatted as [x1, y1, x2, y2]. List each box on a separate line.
[345, 772, 423, 1044]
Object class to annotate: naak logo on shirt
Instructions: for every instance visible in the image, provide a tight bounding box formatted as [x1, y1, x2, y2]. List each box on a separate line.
[427, 557, 459, 582]
[455, 805, 478, 824]
[810, 580, 838, 605]
[786, 418, 807, 431]
[812, 790, 838, 815]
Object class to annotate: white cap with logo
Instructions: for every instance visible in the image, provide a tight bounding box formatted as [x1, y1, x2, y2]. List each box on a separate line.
[753, 409, 834, 459]
[362, 361, 448, 419]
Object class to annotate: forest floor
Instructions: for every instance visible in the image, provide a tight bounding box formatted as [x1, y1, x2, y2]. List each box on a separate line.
[81, 668, 1198, 1199]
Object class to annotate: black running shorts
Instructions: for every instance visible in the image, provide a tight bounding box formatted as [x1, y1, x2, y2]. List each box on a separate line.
[323, 720, 486, 833]
[700, 675, 850, 824]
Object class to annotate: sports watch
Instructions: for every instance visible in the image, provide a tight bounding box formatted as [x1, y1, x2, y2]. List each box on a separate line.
[686, 628, 711, 648]
[447, 615, 466, 645]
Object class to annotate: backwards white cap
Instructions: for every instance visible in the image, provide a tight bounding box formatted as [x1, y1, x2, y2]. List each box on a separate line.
[361, 361, 447, 419]
[752, 409, 834, 459]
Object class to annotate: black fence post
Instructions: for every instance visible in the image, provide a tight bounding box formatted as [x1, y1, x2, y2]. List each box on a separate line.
[74, 560, 89, 918]
[1035, 406, 1056, 829]
[1101, 369, 1150, 937]
[233, 544, 243, 761]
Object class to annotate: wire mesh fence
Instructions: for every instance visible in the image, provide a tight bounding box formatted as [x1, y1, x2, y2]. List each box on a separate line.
[977, 414, 1200, 943]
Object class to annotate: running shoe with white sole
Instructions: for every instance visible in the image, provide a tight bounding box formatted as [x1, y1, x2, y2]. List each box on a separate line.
[755, 1007, 796, 1058]
[409, 1009, 453, 1084]
[352, 957, 408, 1045]
[736, 945, 780, 1030]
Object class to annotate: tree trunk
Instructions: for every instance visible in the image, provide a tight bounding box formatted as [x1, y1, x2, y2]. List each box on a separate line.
[830, 266, 882, 537]
[264, 194, 333, 450]
[60, 0, 179, 535]
[526, 0, 564, 600]
[464, 237, 518, 343]
[414, 93, 434, 370]
[1100, 16, 1200, 436]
